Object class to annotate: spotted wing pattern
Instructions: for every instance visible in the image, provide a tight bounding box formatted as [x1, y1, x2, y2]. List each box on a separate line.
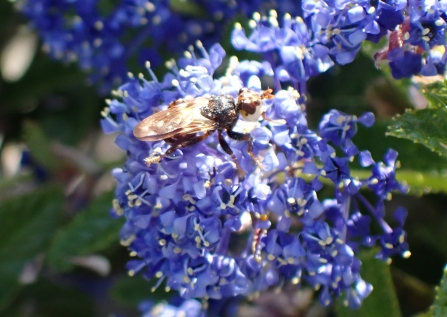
[133, 97, 217, 141]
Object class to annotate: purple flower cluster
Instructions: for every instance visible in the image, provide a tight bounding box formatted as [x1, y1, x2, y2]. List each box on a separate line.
[102, 43, 409, 309]
[20, 0, 447, 94]
[232, 12, 333, 94]
[386, 6, 447, 78]
[232, 1, 447, 83]
[16, 0, 270, 93]
[139, 298, 205, 317]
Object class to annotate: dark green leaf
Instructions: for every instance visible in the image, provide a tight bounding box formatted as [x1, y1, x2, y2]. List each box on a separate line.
[307, 52, 385, 124]
[414, 219, 447, 259]
[97, 0, 121, 16]
[0, 174, 33, 194]
[169, 0, 207, 18]
[348, 169, 447, 195]
[395, 170, 447, 195]
[387, 108, 447, 157]
[335, 249, 401, 317]
[414, 312, 434, 317]
[47, 190, 123, 271]
[0, 279, 95, 317]
[1, 57, 86, 115]
[23, 121, 60, 172]
[110, 275, 171, 307]
[38, 88, 101, 145]
[355, 120, 447, 171]
[0, 186, 63, 312]
[421, 80, 447, 109]
[431, 265, 447, 317]
[391, 269, 434, 315]
[418, 265, 447, 317]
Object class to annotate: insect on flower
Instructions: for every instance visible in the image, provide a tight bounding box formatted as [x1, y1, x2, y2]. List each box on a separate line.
[252, 213, 269, 263]
[133, 87, 275, 170]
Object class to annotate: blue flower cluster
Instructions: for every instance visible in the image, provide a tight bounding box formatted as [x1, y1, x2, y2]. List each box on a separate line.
[139, 298, 205, 317]
[19, 0, 447, 93]
[102, 41, 409, 309]
[17, 0, 275, 93]
[232, 1, 447, 83]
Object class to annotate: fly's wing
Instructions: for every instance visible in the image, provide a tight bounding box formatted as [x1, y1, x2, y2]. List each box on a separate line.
[133, 97, 216, 141]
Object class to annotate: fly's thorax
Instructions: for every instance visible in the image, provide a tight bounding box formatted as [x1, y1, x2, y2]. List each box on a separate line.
[200, 95, 238, 129]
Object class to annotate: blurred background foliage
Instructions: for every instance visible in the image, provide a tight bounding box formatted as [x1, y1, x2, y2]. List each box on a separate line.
[2, 1, 447, 316]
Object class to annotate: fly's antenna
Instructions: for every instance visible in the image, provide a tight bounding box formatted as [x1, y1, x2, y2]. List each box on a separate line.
[261, 88, 274, 100]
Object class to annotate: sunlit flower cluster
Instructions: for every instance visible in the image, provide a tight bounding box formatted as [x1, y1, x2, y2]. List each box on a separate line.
[102, 42, 409, 309]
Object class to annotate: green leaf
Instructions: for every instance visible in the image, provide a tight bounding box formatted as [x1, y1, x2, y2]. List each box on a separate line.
[46, 190, 123, 271]
[395, 170, 447, 195]
[301, 167, 447, 195]
[110, 275, 171, 307]
[0, 279, 95, 317]
[415, 312, 434, 317]
[169, 0, 207, 18]
[428, 265, 447, 317]
[413, 220, 447, 259]
[335, 249, 401, 317]
[347, 169, 447, 195]
[0, 174, 33, 194]
[387, 108, 447, 157]
[1, 57, 86, 115]
[39, 88, 101, 145]
[23, 121, 60, 172]
[355, 120, 447, 171]
[421, 80, 447, 109]
[308, 119, 447, 194]
[0, 186, 63, 311]
[391, 269, 435, 314]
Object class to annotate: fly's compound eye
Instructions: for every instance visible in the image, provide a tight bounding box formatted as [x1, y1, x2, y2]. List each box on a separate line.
[240, 99, 260, 115]
[238, 90, 261, 116]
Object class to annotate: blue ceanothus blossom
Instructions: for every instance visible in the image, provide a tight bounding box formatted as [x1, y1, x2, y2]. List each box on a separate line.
[17, 0, 298, 93]
[232, 2, 447, 86]
[19, 0, 447, 93]
[102, 39, 409, 309]
[139, 298, 205, 317]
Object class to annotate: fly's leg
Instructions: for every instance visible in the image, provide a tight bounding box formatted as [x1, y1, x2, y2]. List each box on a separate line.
[226, 129, 265, 170]
[261, 88, 274, 100]
[261, 112, 286, 124]
[251, 213, 269, 263]
[218, 131, 245, 175]
[144, 131, 214, 165]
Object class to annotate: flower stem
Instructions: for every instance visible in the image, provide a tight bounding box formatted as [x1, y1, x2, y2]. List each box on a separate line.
[355, 193, 392, 234]
[215, 227, 231, 255]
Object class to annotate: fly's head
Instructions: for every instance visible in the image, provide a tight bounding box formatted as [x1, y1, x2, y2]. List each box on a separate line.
[237, 88, 274, 122]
